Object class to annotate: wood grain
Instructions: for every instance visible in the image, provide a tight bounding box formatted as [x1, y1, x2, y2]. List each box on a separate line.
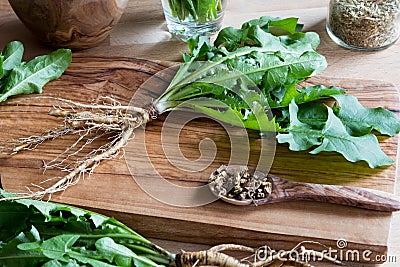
[265, 175, 400, 212]
[0, 55, 398, 265]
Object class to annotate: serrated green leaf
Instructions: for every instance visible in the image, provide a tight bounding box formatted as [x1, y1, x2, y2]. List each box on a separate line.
[246, 26, 284, 49]
[214, 26, 244, 50]
[214, 16, 302, 50]
[16, 241, 41, 251]
[18, 235, 80, 261]
[0, 226, 45, 267]
[180, 97, 250, 127]
[268, 17, 302, 35]
[69, 254, 118, 267]
[261, 54, 289, 89]
[90, 214, 109, 228]
[333, 94, 400, 136]
[297, 103, 328, 129]
[183, 35, 214, 62]
[167, 82, 226, 102]
[310, 107, 394, 168]
[277, 100, 322, 150]
[0, 201, 32, 240]
[286, 50, 327, 79]
[17, 200, 58, 222]
[241, 16, 298, 32]
[0, 190, 98, 228]
[270, 84, 344, 108]
[95, 237, 134, 264]
[95, 237, 160, 267]
[223, 49, 326, 94]
[183, 97, 274, 132]
[0, 48, 71, 102]
[279, 32, 320, 51]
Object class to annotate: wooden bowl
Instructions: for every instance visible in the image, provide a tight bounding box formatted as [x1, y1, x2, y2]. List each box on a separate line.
[8, 0, 129, 50]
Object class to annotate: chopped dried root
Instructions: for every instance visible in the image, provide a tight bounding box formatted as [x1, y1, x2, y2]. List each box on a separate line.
[0, 97, 154, 201]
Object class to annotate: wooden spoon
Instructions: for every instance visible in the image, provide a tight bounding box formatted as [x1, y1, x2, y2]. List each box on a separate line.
[209, 165, 400, 212]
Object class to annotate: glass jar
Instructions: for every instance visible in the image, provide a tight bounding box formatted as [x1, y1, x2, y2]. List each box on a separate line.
[326, 0, 400, 51]
[161, 0, 227, 39]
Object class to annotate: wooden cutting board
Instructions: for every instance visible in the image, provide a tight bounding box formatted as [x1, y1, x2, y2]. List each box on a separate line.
[0, 54, 398, 264]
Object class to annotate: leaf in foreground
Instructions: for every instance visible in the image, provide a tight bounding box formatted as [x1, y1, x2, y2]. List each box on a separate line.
[0, 190, 172, 266]
[276, 100, 322, 150]
[18, 235, 80, 261]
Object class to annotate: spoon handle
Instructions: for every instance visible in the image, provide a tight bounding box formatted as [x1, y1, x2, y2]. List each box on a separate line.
[258, 176, 400, 212]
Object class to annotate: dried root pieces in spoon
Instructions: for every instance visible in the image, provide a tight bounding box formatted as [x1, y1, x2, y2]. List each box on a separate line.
[209, 165, 273, 202]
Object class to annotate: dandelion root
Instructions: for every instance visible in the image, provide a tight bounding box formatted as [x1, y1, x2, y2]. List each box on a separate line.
[176, 242, 342, 267]
[0, 97, 155, 201]
[176, 249, 249, 267]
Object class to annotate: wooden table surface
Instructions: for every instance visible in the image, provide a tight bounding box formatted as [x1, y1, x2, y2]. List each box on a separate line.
[0, 0, 399, 266]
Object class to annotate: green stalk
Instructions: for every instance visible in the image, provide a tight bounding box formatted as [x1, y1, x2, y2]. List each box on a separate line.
[125, 244, 175, 265]
[168, 0, 177, 17]
[144, 254, 174, 265]
[217, 0, 222, 11]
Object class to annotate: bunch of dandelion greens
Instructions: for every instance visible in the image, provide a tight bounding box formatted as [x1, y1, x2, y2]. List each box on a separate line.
[0, 189, 342, 266]
[1, 16, 400, 202]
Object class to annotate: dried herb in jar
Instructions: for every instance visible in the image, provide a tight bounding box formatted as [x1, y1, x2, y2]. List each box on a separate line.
[328, 0, 400, 49]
